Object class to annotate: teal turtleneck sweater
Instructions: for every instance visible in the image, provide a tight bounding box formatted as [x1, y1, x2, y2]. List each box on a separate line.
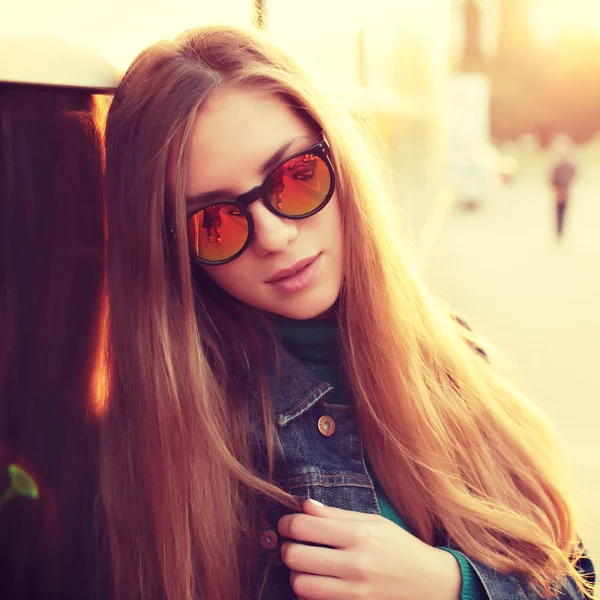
[274, 316, 487, 600]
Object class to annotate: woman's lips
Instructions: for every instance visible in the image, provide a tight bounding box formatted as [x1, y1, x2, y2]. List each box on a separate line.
[266, 254, 321, 283]
[266, 253, 322, 294]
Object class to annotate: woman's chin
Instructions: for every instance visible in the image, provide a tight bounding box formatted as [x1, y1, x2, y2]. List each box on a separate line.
[268, 297, 339, 321]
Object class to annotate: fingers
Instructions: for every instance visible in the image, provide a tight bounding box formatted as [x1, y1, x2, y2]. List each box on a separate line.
[278, 500, 380, 548]
[278, 512, 358, 548]
[290, 571, 354, 600]
[281, 541, 346, 578]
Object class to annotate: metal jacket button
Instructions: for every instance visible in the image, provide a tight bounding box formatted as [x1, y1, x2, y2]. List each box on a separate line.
[260, 530, 278, 550]
[317, 415, 335, 436]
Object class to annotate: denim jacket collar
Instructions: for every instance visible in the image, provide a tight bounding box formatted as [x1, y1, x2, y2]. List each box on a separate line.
[259, 340, 333, 427]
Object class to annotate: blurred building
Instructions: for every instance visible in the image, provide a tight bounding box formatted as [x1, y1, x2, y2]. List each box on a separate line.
[451, 0, 502, 68]
[446, 1, 504, 209]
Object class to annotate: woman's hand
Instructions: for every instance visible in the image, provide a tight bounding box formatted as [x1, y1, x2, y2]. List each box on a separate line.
[278, 499, 462, 600]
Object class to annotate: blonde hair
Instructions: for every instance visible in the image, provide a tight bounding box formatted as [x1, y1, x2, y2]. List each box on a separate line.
[102, 25, 592, 600]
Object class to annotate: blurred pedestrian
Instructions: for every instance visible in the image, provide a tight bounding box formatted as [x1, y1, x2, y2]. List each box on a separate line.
[550, 136, 577, 239]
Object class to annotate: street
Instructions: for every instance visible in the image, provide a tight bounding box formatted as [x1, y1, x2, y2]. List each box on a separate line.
[421, 163, 600, 561]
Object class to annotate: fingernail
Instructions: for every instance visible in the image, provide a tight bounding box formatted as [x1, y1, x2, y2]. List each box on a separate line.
[307, 499, 324, 507]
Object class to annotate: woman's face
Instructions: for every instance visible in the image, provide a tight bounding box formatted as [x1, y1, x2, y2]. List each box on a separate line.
[181, 85, 344, 320]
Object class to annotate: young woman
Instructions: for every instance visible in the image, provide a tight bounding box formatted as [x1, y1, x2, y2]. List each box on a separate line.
[102, 25, 594, 600]
[0, 37, 117, 599]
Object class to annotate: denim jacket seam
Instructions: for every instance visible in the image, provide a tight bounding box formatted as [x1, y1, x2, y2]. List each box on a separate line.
[276, 382, 333, 427]
[281, 473, 373, 484]
[280, 475, 374, 491]
[321, 402, 352, 410]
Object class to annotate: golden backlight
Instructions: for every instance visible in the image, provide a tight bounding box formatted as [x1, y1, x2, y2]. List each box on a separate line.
[529, 0, 600, 43]
[91, 293, 109, 418]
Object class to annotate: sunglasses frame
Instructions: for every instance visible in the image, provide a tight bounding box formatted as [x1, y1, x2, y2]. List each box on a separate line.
[185, 138, 336, 266]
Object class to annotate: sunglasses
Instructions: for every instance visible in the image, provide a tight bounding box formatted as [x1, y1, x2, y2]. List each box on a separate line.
[184, 139, 336, 265]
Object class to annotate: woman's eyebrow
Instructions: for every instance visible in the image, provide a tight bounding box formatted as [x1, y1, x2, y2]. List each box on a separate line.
[259, 135, 311, 176]
[186, 135, 312, 210]
[187, 189, 231, 210]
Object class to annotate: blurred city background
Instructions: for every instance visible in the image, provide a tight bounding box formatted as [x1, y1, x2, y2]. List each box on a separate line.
[3, 0, 599, 560]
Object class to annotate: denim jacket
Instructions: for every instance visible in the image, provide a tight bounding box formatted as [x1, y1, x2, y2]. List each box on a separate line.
[250, 341, 594, 600]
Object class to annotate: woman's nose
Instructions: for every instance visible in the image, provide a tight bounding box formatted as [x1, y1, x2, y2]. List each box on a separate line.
[248, 200, 298, 256]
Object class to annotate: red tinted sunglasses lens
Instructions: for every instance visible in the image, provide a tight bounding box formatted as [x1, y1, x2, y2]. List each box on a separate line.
[266, 153, 331, 216]
[187, 203, 249, 263]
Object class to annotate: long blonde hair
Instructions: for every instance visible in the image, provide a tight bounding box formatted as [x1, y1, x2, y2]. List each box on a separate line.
[102, 25, 592, 600]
